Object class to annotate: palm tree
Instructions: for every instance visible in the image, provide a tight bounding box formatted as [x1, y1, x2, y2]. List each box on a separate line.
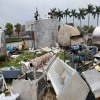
[92, 6, 100, 26]
[77, 8, 86, 27]
[14, 23, 21, 37]
[63, 9, 70, 24]
[56, 9, 63, 25]
[48, 8, 57, 19]
[70, 9, 77, 26]
[86, 4, 95, 27]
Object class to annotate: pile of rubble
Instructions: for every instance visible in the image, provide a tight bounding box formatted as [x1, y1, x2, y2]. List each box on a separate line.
[0, 24, 100, 100]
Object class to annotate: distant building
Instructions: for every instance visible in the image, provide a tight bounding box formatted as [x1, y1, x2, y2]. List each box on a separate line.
[25, 20, 34, 35]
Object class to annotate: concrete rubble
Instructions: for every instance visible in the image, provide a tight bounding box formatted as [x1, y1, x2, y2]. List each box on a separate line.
[1, 23, 100, 100]
[47, 57, 89, 100]
[0, 74, 19, 100]
[82, 69, 100, 99]
[0, 92, 19, 100]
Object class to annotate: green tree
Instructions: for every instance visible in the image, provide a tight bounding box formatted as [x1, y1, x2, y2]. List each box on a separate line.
[56, 9, 63, 25]
[86, 4, 95, 27]
[77, 8, 86, 27]
[63, 9, 70, 24]
[14, 23, 21, 37]
[5, 23, 13, 36]
[70, 9, 77, 26]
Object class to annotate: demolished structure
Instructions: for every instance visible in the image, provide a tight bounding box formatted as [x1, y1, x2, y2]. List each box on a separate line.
[58, 25, 84, 47]
[47, 57, 89, 100]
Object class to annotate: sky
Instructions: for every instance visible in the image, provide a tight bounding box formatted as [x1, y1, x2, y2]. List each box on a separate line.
[0, 0, 100, 29]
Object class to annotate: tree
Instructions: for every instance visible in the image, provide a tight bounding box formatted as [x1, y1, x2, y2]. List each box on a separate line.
[56, 9, 63, 25]
[86, 4, 95, 27]
[5, 23, 13, 36]
[14, 23, 21, 37]
[92, 6, 100, 26]
[48, 8, 57, 19]
[77, 8, 86, 27]
[63, 9, 70, 24]
[70, 9, 77, 26]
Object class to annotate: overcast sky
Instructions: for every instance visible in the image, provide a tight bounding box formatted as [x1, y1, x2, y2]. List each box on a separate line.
[0, 0, 100, 28]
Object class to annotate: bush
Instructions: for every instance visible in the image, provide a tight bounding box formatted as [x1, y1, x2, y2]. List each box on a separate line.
[6, 38, 22, 43]
[77, 26, 85, 35]
[88, 25, 95, 33]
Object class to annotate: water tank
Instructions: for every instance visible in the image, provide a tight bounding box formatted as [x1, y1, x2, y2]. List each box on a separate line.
[92, 26, 100, 49]
[34, 19, 58, 49]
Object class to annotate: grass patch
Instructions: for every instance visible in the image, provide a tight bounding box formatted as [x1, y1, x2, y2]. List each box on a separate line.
[56, 51, 70, 61]
[0, 50, 70, 69]
[0, 52, 34, 68]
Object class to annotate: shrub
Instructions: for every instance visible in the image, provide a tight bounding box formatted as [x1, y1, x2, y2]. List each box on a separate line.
[6, 38, 22, 43]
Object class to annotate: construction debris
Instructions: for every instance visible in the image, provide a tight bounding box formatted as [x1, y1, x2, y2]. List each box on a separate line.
[11, 71, 47, 100]
[58, 25, 80, 47]
[1, 67, 20, 79]
[82, 69, 100, 99]
[0, 74, 7, 92]
[47, 57, 89, 100]
[0, 92, 19, 100]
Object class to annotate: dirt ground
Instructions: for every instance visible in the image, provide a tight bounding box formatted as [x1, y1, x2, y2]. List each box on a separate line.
[43, 90, 56, 100]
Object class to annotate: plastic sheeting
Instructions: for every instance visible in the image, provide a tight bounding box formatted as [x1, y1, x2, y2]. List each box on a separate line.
[47, 58, 89, 100]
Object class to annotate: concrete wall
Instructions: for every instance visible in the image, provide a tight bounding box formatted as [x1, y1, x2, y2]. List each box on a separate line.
[34, 19, 58, 49]
[0, 29, 6, 56]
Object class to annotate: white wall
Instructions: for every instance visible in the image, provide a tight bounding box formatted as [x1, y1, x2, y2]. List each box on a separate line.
[25, 20, 34, 32]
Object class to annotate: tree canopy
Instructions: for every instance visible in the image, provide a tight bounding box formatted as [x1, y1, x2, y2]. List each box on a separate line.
[5, 23, 13, 36]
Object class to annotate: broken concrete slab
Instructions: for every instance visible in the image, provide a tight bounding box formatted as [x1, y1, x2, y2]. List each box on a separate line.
[82, 69, 100, 98]
[47, 57, 89, 100]
[11, 70, 47, 100]
[11, 79, 37, 100]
